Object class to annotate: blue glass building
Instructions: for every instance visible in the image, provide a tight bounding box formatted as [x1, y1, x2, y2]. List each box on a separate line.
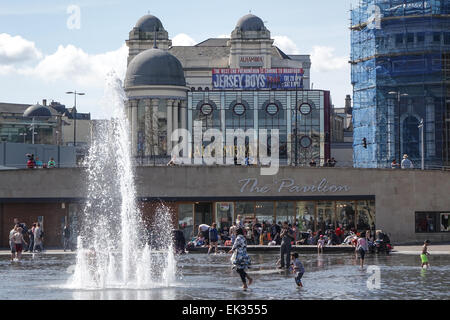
[351, 0, 450, 168]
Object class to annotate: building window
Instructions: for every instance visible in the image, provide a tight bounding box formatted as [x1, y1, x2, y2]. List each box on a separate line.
[444, 32, 450, 45]
[233, 103, 246, 116]
[433, 32, 441, 43]
[395, 34, 403, 46]
[299, 103, 312, 115]
[406, 33, 414, 44]
[200, 103, 213, 116]
[299, 136, 312, 148]
[296, 201, 315, 232]
[415, 212, 450, 232]
[178, 204, 194, 241]
[265, 103, 279, 116]
[216, 202, 234, 230]
[356, 200, 376, 232]
[336, 201, 356, 231]
[256, 202, 275, 224]
[417, 32, 425, 43]
[194, 98, 220, 130]
[316, 201, 335, 232]
[260, 100, 287, 161]
[275, 202, 294, 224]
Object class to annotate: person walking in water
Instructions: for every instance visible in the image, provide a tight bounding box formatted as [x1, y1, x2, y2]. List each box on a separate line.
[356, 231, 369, 268]
[208, 222, 219, 254]
[279, 221, 295, 269]
[290, 252, 305, 287]
[228, 228, 253, 290]
[11, 227, 28, 261]
[421, 240, 431, 269]
[9, 225, 18, 261]
[33, 223, 44, 252]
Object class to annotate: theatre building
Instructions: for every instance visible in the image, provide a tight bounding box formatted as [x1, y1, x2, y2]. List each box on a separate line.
[124, 14, 331, 166]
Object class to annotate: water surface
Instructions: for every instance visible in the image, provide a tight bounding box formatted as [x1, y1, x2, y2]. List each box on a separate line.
[1, 252, 448, 300]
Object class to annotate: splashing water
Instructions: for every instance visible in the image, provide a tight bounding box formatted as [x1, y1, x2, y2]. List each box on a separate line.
[68, 72, 176, 289]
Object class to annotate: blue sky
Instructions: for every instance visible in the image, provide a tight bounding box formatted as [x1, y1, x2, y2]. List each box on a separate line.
[0, 0, 359, 119]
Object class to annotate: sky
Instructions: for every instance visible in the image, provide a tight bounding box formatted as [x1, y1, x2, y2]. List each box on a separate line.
[0, 0, 360, 119]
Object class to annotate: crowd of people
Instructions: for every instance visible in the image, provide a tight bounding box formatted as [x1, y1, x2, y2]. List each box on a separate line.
[186, 216, 374, 250]
[9, 218, 45, 261]
[26, 154, 57, 169]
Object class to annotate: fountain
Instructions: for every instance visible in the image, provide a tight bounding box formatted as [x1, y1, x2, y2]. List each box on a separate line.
[69, 72, 176, 289]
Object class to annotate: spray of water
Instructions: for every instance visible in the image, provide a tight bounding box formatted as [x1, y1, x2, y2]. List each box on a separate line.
[69, 72, 176, 289]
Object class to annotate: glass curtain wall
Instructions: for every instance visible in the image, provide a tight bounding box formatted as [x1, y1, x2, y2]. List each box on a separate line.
[296, 201, 315, 232]
[178, 204, 194, 241]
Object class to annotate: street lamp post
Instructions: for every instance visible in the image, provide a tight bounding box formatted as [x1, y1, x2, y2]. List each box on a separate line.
[388, 91, 409, 163]
[418, 118, 424, 170]
[66, 91, 85, 146]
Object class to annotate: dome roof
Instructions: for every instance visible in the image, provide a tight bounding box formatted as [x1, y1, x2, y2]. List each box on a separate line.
[236, 14, 265, 31]
[125, 48, 186, 87]
[135, 14, 164, 32]
[23, 104, 52, 118]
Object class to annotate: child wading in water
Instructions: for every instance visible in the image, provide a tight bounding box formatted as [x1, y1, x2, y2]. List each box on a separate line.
[290, 252, 305, 287]
[421, 240, 431, 269]
[228, 228, 253, 290]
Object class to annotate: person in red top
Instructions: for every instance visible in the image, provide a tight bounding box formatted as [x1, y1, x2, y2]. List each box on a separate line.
[26, 154, 35, 169]
[335, 224, 344, 243]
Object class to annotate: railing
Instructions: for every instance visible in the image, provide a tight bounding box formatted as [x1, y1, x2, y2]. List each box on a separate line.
[2, 160, 450, 171]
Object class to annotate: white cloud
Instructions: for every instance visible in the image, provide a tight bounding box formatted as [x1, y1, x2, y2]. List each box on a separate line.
[172, 33, 196, 46]
[273, 35, 300, 54]
[310, 46, 347, 72]
[15, 44, 128, 87]
[0, 33, 42, 64]
[0, 33, 128, 86]
[216, 34, 229, 39]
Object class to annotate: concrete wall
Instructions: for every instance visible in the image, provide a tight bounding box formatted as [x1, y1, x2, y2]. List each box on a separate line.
[0, 166, 449, 244]
[331, 143, 353, 167]
[0, 142, 76, 168]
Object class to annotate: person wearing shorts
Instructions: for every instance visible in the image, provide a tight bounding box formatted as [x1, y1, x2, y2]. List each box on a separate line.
[421, 240, 430, 268]
[290, 252, 305, 287]
[356, 232, 369, 268]
[9, 226, 17, 261]
[11, 227, 27, 261]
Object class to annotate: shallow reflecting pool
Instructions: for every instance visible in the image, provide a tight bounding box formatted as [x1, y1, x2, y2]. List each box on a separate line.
[0, 252, 449, 300]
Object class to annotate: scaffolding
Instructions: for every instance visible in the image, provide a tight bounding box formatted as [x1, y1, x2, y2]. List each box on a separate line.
[350, 0, 450, 168]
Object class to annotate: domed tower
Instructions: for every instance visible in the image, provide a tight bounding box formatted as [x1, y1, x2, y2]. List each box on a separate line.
[126, 14, 172, 65]
[23, 103, 52, 118]
[124, 48, 188, 158]
[228, 14, 274, 68]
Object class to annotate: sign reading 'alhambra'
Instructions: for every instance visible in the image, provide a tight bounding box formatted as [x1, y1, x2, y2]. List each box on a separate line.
[239, 178, 351, 194]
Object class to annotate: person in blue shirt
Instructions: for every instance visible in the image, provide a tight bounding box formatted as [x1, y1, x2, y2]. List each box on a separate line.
[290, 252, 305, 287]
[208, 222, 219, 254]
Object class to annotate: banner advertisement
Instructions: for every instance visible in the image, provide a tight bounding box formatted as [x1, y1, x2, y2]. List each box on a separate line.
[212, 68, 304, 90]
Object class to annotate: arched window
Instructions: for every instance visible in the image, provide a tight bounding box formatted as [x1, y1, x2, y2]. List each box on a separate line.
[259, 100, 287, 160]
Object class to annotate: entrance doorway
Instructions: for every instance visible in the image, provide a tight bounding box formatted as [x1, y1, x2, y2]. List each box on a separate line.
[194, 202, 213, 231]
